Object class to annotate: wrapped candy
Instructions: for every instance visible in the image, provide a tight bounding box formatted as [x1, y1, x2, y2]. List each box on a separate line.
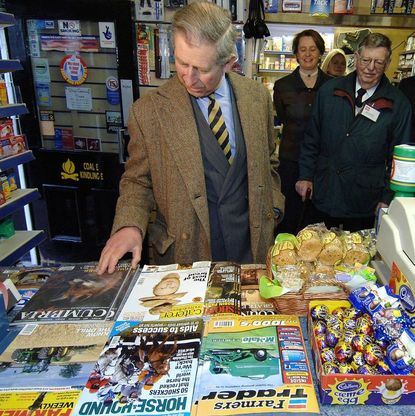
[326, 315, 343, 332]
[323, 362, 340, 374]
[386, 329, 415, 375]
[313, 320, 327, 336]
[334, 341, 353, 363]
[325, 329, 341, 347]
[315, 334, 328, 350]
[351, 334, 373, 352]
[331, 307, 346, 320]
[321, 347, 337, 363]
[338, 362, 354, 374]
[376, 360, 391, 375]
[310, 304, 329, 321]
[356, 316, 373, 336]
[343, 307, 362, 320]
[357, 364, 376, 375]
[350, 351, 366, 370]
[364, 344, 383, 366]
[343, 329, 357, 343]
[344, 317, 357, 331]
[372, 307, 408, 342]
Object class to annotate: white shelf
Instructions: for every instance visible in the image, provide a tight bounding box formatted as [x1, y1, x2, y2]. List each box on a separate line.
[0, 230, 45, 265]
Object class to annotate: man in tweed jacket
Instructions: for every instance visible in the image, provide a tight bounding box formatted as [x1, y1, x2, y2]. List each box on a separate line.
[98, 2, 284, 273]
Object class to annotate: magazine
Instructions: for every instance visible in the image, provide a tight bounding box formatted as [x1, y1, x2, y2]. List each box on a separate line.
[0, 390, 82, 414]
[74, 318, 204, 416]
[0, 359, 95, 391]
[204, 262, 241, 316]
[112, 262, 210, 335]
[0, 266, 55, 309]
[11, 263, 135, 325]
[0, 321, 113, 364]
[192, 314, 319, 415]
[240, 264, 276, 315]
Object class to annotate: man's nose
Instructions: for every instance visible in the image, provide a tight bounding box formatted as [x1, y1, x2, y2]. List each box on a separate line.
[186, 67, 198, 82]
[367, 59, 376, 70]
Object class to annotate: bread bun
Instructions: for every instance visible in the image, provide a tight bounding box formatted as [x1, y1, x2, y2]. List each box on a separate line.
[318, 232, 344, 266]
[296, 229, 323, 262]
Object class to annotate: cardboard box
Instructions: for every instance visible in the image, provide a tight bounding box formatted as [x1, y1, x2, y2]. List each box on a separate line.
[308, 299, 415, 405]
[0, 134, 27, 159]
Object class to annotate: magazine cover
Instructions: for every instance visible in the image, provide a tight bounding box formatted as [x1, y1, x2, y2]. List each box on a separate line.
[74, 318, 204, 416]
[0, 390, 81, 414]
[192, 314, 319, 415]
[0, 321, 113, 364]
[204, 262, 241, 316]
[0, 266, 56, 309]
[240, 264, 276, 316]
[0, 360, 95, 391]
[11, 263, 134, 325]
[112, 262, 210, 335]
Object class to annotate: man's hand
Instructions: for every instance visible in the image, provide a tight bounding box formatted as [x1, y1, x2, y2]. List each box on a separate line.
[97, 227, 143, 274]
[376, 202, 388, 214]
[295, 180, 313, 201]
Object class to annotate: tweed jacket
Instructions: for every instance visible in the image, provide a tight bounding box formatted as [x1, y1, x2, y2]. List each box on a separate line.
[112, 72, 285, 264]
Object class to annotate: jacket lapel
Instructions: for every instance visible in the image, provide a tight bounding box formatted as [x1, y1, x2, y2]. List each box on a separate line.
[154, 77, 210, 242]
[228, 73, 264, 255]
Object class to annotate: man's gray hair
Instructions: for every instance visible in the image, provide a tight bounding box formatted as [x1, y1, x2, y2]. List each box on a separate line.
[172, 1, 237, 66]
[358, 32, 392, 59]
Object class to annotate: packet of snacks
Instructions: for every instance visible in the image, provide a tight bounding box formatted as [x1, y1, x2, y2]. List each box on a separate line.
[296, 223, 325, 262]
[270, 233, 299, 268]
[318, 229, 345, 266]
[275, 264, 304, 293]
[341, 231, 371, 266]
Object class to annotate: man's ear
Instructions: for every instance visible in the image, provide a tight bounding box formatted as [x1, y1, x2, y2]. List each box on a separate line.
[224, 56, 238, 72]
[384, 58, 391, 72]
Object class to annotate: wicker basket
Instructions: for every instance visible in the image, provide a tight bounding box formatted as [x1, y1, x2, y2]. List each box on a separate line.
[266, 246, 351, 316]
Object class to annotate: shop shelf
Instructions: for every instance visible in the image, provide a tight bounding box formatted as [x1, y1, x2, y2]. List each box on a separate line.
[0, 103, 28, 118]
[0, 12, 15, 28]
[0, 151, 34, 171]
[263, 50, 294, 55]
[0, 230, 45, 265]
[0, 188, 40, 218]
[0, 59, 22, 73]
[258, 69, 292, 73]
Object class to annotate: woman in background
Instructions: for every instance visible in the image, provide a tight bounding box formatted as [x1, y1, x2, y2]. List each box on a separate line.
[321, 48, 347, 77]
[273, 29, 331, 234]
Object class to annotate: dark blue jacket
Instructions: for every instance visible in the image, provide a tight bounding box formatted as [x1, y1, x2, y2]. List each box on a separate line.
[299, 72, 412, 218]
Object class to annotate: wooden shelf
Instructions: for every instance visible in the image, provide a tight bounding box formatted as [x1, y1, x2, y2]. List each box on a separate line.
[0, 188, 40, 218]
[0, 230, 45, 266]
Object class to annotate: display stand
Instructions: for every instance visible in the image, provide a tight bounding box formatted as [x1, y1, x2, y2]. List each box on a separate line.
[0, 12, 44, 265]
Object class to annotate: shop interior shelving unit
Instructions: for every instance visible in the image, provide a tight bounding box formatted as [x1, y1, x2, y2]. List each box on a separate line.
[0, 11, 44, 266]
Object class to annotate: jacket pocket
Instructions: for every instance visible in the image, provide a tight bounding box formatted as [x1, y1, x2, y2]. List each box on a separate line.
[349, 172, 384, 215]
[148, 219, 175, 255]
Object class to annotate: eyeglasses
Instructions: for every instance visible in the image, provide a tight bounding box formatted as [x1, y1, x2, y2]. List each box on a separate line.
[357, 56, 387, 70]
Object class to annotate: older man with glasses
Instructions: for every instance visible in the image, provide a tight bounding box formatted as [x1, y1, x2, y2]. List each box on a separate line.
[295, 32, 412, 232]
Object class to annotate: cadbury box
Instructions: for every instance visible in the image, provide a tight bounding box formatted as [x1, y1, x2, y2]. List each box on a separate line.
[308, 299, 415, 405]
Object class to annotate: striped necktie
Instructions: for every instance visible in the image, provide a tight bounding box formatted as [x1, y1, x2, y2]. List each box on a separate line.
[208, 94, 232, 163]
